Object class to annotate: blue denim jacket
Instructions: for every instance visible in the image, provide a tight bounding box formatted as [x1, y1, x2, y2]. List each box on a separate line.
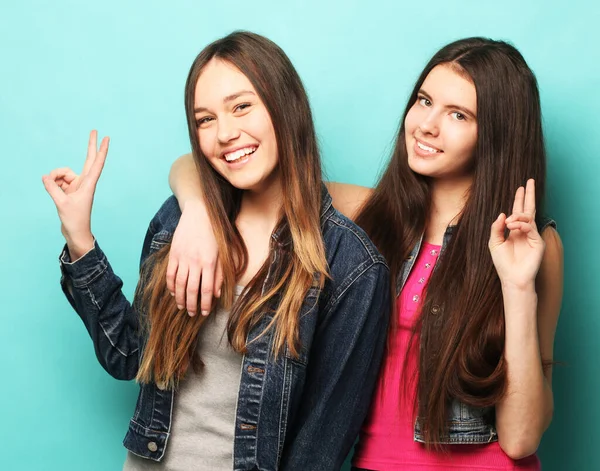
[59, 188, 390, 470]
[396, 217, 556, 445]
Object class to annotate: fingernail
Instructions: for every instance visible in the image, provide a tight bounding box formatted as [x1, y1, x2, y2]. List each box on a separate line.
[170, 291, 174, 296]
[177, 304, 183, 310]
[188, 311, 196, 317]
[201, 310, 209, 316]
[217, 289, 221, 298]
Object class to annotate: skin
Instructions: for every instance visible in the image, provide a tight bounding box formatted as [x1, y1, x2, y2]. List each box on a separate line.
[167, 65, 563, 460]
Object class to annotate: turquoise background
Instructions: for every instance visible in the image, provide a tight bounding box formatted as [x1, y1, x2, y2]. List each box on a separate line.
[1, 1, 598, 469]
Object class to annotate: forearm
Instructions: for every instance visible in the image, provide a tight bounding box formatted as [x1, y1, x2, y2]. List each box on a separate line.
[495, 285, 552, 458]
[169, 153, 205, 209]
[65, 230, 95, 261]
[60, 239, 147, 380]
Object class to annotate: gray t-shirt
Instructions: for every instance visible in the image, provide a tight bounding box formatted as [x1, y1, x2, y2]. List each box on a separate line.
[124, 288, 244, 471]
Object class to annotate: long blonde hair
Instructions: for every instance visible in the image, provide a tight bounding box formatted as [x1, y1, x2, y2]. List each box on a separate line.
[136, 31, 328, 388]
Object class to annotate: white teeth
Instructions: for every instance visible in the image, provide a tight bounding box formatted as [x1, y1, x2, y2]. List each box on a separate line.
[224, 146, 256, 162]
[417, 141, 439, 153]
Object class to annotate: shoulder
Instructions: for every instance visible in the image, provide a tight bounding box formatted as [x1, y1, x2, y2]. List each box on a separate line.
[326, 182, 373, 220]
[148, 195, 182, 238]
[321, 208, 389, 283]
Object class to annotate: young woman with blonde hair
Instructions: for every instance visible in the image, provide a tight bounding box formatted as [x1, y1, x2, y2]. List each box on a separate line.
[43, 31, 390, 470]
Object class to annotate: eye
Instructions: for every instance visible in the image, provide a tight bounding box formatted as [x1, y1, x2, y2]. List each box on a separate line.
[195, 116, 213, 127]
[451, 111, 466, 121]
[418, 96, 432, 107]
[234, 103, 251, 112]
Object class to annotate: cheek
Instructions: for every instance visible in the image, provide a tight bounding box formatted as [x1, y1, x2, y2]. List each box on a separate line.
[404, 106, 419, 136]
[197, 129, 217, 157]
[454, 126, 477, 161]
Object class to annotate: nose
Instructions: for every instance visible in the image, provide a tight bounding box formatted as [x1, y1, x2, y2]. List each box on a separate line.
[418, 110, 440, 137]
[217, 115, 241, 143]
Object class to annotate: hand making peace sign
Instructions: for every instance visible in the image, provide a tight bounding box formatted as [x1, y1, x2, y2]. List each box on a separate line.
[42, 130, 110, 260]
[489, 179, 546, 290]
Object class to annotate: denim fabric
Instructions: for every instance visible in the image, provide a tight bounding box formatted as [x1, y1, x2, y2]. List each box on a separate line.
[395, 217, 556, 445]
[59, 187, 390, 470]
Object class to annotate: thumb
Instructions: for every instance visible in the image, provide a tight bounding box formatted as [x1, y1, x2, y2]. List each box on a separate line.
[42, 175, 67, 207]
[488, 213, 506, 250]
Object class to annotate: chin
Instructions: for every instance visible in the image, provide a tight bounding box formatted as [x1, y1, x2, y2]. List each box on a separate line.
[408, 159, 436, 177]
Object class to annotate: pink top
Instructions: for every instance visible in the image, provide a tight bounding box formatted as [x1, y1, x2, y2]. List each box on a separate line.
[353, 242, 540, 470]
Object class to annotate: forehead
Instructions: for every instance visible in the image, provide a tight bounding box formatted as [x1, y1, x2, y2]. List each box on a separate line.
[422, 64, 476, 109]
[194, 58, 255, 105]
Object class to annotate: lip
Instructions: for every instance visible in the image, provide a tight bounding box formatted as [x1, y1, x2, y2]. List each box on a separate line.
[220, 144, 258, 161]
[413, 138, 443, 157]
[222, 145, 258, 170]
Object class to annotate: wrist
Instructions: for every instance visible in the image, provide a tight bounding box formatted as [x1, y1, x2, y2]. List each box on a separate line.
[500, 280, 536, 294]
[181, 198, 210, 219]
[66, 232, 95, 261]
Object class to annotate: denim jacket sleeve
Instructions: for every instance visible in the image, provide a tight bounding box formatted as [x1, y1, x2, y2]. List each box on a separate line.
[59, 216, 159, 381]
[281, 260, 391, 470]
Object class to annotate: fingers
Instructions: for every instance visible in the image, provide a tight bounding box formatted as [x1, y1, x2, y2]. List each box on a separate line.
[166, 254, 178, 295]
[523, 179, 536, 217]
[199, 267, 215, 316]
[174, 263, 189, 311]
[506, 221, 534, 234]
[82, 130, 98, 177]
[511, 186, 525, 215]
[49, 167, 78, 190]
[488, 213, 507, 250]
[42, 175, 67, 206]
[186, 266, 201, 316]
[49, 167, 77, 181]
[214, 258, 223, 299]
[84, 136, 109, 190]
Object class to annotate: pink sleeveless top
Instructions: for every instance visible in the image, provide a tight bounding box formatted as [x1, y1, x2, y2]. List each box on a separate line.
[353, 242, 541, 470]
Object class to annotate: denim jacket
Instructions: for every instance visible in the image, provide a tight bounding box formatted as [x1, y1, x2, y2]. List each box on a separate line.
[395, 217, 556, 445]
[59, 188, 390, 471]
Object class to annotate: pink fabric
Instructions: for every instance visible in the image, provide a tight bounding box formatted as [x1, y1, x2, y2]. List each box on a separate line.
[353, 242, 540, 470]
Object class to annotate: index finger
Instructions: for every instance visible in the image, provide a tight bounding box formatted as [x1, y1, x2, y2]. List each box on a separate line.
[524, 178, 536, 217]
[82, 130, 98, 176]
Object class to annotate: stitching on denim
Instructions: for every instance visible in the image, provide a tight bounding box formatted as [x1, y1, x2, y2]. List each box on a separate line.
[327, 216, 388, 265]
[322, 260, 388, 319]
[276, 358, 291, 467]
[129, 417, 166, 435]
[72, 261, 108, 288]
[98, 318, 137, 357]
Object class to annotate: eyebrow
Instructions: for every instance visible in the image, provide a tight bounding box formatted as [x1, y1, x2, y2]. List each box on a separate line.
[418, 89, 477, 118]
[194, 90, 256, 113]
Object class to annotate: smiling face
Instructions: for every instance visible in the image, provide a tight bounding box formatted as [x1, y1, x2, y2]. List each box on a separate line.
[193, 58, 279, 193]
[404, 64, 478, 181]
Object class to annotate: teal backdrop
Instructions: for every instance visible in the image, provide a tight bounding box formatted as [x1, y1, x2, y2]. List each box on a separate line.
[1, 1, 598, 469]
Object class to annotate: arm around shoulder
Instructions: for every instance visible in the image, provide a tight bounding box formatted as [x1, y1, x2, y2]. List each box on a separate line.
[326, 182, 373, 221]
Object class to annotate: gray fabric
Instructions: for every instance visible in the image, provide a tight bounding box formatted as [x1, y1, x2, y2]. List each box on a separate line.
[124, 287, 244, 471]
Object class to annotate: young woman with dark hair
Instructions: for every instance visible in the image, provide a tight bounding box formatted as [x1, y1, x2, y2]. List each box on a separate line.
[167, 37, 563, 470]
[42, 31, 390, 470]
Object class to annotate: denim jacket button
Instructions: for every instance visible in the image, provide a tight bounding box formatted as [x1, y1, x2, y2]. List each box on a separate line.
[147, 441, 158, 452]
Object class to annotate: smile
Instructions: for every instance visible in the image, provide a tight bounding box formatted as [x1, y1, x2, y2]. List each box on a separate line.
[223, 146, 258, 162]
[416, 140, 443, 154]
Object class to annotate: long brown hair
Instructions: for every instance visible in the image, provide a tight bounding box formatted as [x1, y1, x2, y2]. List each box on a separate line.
[137, 31, 327, 388]
[355, 38, 547, 444]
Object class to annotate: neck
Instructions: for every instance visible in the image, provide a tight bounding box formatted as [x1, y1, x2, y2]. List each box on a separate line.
[235, 177, 283, 286]
[238, 176, 283, 234]
[425, 174, 472, 243]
